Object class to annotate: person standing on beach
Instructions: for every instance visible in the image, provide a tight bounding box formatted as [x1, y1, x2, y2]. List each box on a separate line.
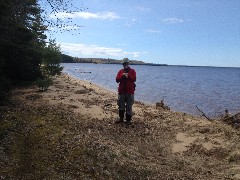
[115, 58, 136, 125]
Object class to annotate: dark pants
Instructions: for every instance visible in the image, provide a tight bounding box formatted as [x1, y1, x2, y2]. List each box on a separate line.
[118, 94, 134, 121]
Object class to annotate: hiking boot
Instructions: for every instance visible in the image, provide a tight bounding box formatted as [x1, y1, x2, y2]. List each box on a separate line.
[125, 121, 132, 125]
[115, 110, 125, 124]
[115, 118, 124, 124]
[125, 114, 132, 126]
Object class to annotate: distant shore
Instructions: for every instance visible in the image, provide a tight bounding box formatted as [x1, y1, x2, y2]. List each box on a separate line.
[61, 56, 168, 66]
[61, 55, 240, 68]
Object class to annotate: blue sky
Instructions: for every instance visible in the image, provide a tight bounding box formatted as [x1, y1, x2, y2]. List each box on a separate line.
[46, 0, 240, 67]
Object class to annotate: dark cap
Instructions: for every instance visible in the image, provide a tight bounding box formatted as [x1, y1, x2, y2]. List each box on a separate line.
[122, 58, 130, 64]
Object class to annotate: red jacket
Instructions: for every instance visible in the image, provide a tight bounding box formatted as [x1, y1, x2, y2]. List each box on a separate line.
[116, 67, 136, 94]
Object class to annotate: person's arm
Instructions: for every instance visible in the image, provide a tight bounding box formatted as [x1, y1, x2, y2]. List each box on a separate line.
[116, 70, 125, 83]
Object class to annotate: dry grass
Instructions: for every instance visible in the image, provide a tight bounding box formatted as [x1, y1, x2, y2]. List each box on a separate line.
[1, 76, 240, 179]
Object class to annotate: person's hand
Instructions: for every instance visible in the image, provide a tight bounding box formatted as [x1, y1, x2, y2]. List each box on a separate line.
[122, 73, 128, 78]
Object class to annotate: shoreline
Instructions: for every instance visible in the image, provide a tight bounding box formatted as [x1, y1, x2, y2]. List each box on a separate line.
[63, 72, 186, 116]
[1, 73, 240, 179]
[59, 72, 188, 119]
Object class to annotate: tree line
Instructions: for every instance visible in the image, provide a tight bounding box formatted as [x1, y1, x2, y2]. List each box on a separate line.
[61, 57, 168, 66]
[0, 0, 63, 103]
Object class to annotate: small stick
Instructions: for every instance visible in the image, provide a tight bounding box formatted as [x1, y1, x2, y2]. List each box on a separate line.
[196, 106, 211, 121]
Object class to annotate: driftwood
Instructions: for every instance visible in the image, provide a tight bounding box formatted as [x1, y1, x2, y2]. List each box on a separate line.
[156, 99, 170, 110]
[222, 112, 240, 128]
[196, 106, 212, 121]
[195, 105, 240, 128]
[80, 71, 92, 73]
[224, 109, 230, 118]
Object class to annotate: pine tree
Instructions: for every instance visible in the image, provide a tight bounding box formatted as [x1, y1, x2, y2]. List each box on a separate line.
[42, 39, 63, 77]
[0, 0, 47, 82]
[0, 0, 47, 101]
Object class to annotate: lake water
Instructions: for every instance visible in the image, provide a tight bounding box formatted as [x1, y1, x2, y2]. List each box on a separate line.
[62, 63, 240, 117]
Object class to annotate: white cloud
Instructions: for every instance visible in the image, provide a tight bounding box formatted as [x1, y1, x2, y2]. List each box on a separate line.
[60, 43, 147, 58]
[131, 52, 145, 58]
[117, 43, 127, 46]
[162, 18, 185, 24]
[144, 29, 161, 33]
[50, 11, 120, 20]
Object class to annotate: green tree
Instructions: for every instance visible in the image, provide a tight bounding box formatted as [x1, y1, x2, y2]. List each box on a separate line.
[0, 0, 46, 82]
[42, 39, 63, 76]
[0, 0, 47, 101]
[61, 54, 74, 63]
[0, 0, 82, 101]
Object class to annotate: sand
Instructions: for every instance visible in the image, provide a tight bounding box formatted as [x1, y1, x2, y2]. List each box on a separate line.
[1, 73, 240, 179]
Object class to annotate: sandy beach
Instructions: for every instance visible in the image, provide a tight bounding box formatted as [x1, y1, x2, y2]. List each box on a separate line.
[1, 73, 240, 179]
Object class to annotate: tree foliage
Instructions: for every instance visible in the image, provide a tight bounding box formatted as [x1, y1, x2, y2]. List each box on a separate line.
[42, 39, 63, 76]
[61, 54, 74, 63]
[36, 76, 53, 91]
[0, 0, 46, 81]
[0, 0, 80, 101]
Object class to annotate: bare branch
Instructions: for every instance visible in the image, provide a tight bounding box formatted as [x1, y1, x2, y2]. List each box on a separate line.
[196, 106, 212, 121]
[41, 0, 86, 34]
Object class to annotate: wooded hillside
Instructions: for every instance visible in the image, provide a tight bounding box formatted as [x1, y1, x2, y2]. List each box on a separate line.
[61, 57, 168, 66]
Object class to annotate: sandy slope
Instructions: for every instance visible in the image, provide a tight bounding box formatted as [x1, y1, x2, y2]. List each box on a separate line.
[1, 73, 240, 179]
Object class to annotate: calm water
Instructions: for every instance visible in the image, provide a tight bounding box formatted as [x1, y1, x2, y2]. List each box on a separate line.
[62, 63, 240, 117]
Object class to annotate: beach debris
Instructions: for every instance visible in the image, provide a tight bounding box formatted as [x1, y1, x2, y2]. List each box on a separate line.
[224, 109, 230, 118]
[68, 105, 78, 109]
[196, 106, 212, 121]
[104, 103, 112, 107]
[222, 112, 240, 128]
[3, 73, 240, 180]
[74, 89, 89, 94]
[156, 99, 170, 110]
[88, 88, 94, 92]
[80, 71, 92, 73]
[135, 101, 144, 106]
[216, 109, 230, 119]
